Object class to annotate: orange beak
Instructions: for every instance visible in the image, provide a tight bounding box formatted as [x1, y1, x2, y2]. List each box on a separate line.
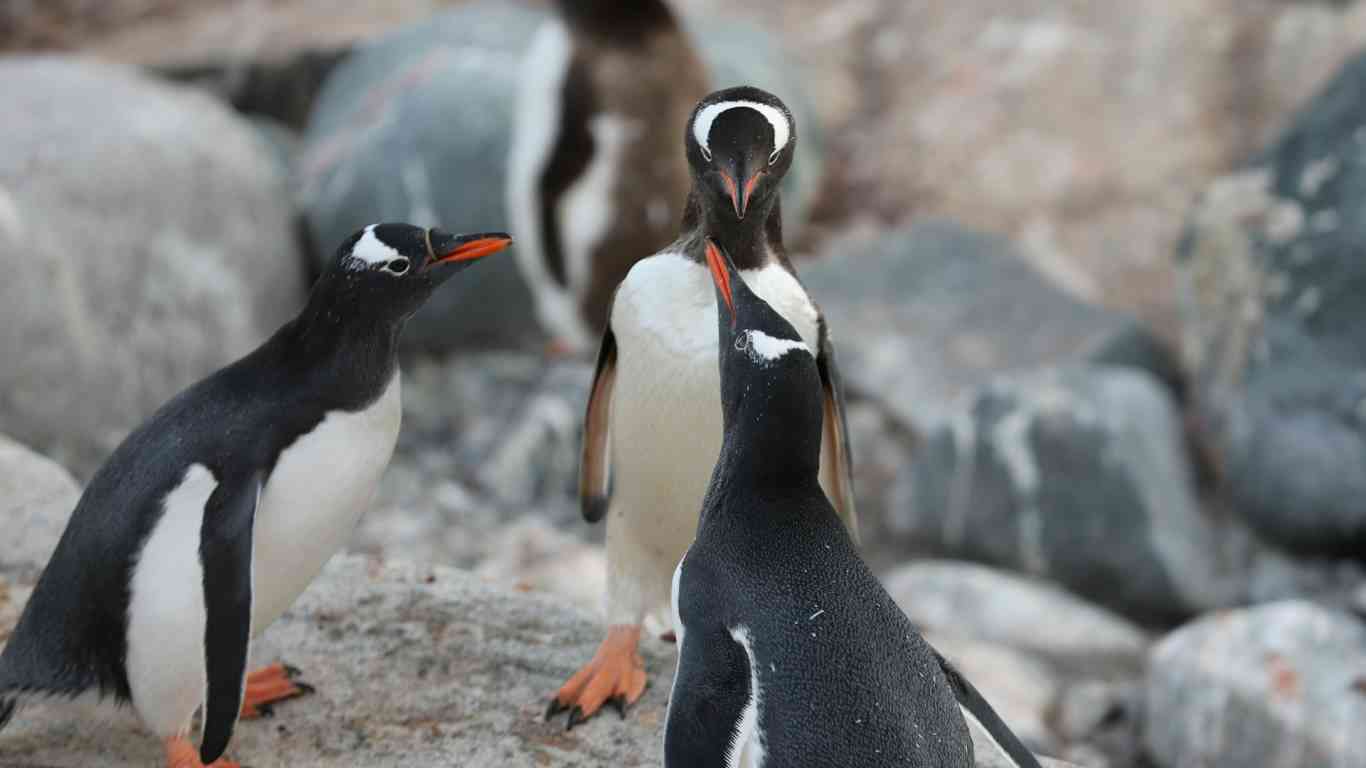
[430, 232, 513, 265]
[705, 239, 735, 325]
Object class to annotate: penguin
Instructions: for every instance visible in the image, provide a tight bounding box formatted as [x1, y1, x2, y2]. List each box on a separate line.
[506, 0, 709, 354]
[663, 238, 1043, 768]
[0, 225, 511, 767]
[547, 86, 858, 727]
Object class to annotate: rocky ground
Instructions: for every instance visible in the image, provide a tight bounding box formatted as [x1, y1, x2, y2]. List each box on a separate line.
[3, 1, 1366, 766]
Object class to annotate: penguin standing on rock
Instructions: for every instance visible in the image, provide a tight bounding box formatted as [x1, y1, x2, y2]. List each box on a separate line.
[507, 0, 709, 354]
[0, 225, 511, 768]
[664, 239, 1043, 768]
[547, 86, 858, 726]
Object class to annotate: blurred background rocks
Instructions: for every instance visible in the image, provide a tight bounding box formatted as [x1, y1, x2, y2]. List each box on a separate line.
[4, 1, 1366, 766]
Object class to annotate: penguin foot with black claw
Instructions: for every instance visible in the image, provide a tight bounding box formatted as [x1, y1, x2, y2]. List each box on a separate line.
[164, 737, 240, 768]
[239, 663, 313, 719]
[546, 625, 647, 728]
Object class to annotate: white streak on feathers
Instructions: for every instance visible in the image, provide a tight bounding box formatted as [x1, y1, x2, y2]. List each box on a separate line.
[350, 225, 399, 267]
[726, 626, 766, 768]
[746, 329, 809, 363]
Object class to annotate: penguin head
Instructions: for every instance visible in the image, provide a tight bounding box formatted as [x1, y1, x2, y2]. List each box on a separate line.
[319, 223, 512, 322]
[686, 86, 796, 223]
[705, 238, 823, 466]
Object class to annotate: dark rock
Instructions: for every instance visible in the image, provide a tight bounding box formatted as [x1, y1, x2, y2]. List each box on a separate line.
[0, 55, 306, 478]
[889, 365, 1237, 625]
[298, 1, 826, 353]
[1178, 51, 1366, 558]
[883, 560, 1149, 674]
[1144, 601, 1366, 768]
[802, 221, 1182, 435]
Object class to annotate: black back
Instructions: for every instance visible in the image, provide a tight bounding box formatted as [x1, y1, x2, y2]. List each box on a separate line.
[665, 246, 973, 766]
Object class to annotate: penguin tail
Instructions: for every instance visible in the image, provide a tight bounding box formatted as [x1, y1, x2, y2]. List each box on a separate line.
[0, 694, 14, 732]
[934, 649, 1044, 768]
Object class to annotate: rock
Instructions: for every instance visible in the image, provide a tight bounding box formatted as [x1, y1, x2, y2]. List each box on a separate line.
[1178, 51, 1366, 557]
[0, 435, 80, 583]
[474, 519, 606, 617]
[1054, 680, 1144, 768]
[1, 554, 1061, 767]
[891, 365, 1239, 625]
[350, 352, 594, 570]
[0, 55, 306, 478]
[884, 560, 1149, 674]
[1144, 601, 1366, 768]
[298, 0, 825, 353]
[802, 221, 1182, 435]
[927, 631, 1061, 754]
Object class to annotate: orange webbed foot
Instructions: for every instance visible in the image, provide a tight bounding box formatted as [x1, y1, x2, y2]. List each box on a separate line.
[546, 624, 648, 729]
[239, 662, 313, 719]
[164, 736, 241, 768]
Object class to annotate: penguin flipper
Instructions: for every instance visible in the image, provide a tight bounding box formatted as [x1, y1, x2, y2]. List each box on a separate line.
[933, 649, 1043, 768]
[663, 623, 751, 767]
[816, 317, 860, 543]
[198, 473, 261, 765]
[579, 325, 617, 523]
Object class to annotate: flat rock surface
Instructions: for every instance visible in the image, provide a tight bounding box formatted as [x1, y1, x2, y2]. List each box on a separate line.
[0, 556, 1070, 767]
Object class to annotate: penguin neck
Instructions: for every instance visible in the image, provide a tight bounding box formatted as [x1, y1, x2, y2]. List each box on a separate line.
[715, 372, 823, 493]
[286, 293, 403, 401]
[685, 191, 785, 271]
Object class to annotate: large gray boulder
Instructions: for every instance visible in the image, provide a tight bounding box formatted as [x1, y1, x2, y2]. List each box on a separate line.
[0, 56, 306, 479]
[802, 221, 1181, 435]
[0, 435, 79, 585]
[1178, 51, 1366, 557]
[1144, 601, 1366, 768]
[890, 366, 1234, 625]
[298, 0, 825, 353]
[883, 560, 1149, 674]
[1, 555, 1067, 767]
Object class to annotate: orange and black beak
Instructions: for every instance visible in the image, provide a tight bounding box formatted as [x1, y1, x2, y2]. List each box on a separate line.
[705, 238, 736, 326]
[717, 159, 766, 220]
[425, 230, 513, 270]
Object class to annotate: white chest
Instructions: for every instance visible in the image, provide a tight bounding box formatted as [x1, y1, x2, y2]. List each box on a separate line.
[608, 252, 818, 508]
[250, 373, 402, 632]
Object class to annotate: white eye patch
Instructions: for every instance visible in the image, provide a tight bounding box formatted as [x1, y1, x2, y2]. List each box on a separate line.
[349, 225, 400, 269]
[744, 329, 809, 363]
[692, 100, 791, 163]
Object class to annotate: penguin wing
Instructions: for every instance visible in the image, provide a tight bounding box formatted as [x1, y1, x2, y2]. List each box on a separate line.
[198, 472, 261, 765]
[579, 323, 617, 523]
[664, 622, 752, 767]
[933, 648, 1043, 768]
[816, 317, 860, 543]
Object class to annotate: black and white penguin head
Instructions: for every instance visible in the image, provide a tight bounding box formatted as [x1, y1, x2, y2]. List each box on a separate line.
[705, 238, 823, 445]
[317, 223, 512, 322]
[686, 86, 796, 222]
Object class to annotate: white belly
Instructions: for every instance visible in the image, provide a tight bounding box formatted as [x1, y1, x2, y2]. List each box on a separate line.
[606, 252, 818, 622]
[250, 373, 402, 632]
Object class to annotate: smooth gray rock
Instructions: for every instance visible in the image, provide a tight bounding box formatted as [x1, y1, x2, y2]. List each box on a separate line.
[298, 0, 825, 353]
[0, 55, 306, 479]
[0, 555, 1061, 767]
[1144, 601, 1366, 768]
[884, 560, 1149, 673]
[803, 221, 1182, 435]
[1055, 680, 1144, 768]
[891, 366, 1236, 625]
[1178, 51, 1366, 557]
[0, 435, 79, 584]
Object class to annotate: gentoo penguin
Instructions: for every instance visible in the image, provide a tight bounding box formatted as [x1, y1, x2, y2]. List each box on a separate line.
[547, 86, 858, 727]
[0, 225, 511, 767]
[663, 239, 1042, 768]
[506, 0, 709, 354]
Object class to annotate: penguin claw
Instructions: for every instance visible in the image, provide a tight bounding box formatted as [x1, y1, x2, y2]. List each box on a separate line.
[566, 706, 586, 731]
[239, 663, 313, 720]
[545, 697, 568, 721]
[608, 696, 628, 719]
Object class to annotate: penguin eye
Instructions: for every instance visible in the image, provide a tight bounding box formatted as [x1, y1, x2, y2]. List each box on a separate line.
[768, 148, 782, 166]
[734, 334, 749, 352]
[383, 258, 410, 276]
[700, 145, 713, 162]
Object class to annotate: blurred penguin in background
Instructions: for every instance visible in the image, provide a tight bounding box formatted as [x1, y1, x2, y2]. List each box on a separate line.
[507, 0, 710, 354]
